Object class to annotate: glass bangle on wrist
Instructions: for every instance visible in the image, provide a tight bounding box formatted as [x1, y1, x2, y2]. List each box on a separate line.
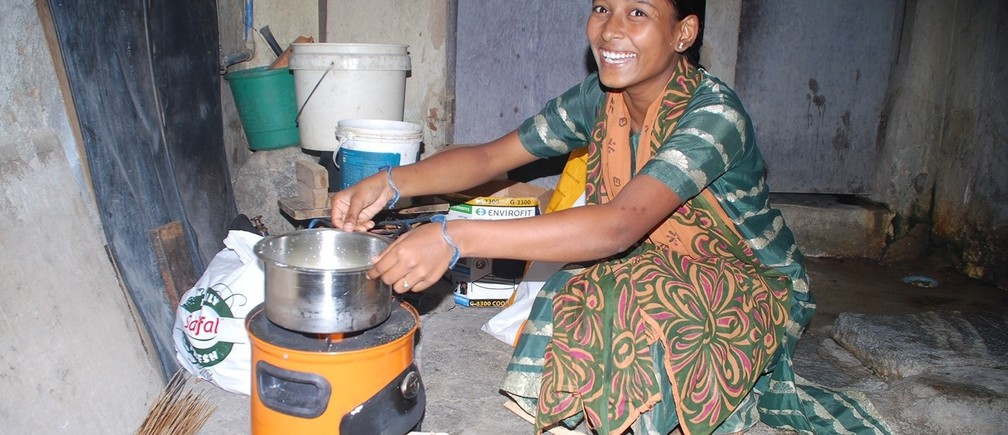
[429, 214, 460, 269]
[379, 165, 400, 209]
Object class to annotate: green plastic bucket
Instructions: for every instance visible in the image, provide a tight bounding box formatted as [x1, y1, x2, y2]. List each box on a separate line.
[225, 66, 300, 151]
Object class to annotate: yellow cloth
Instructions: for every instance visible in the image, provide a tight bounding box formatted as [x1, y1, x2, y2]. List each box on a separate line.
[544, 148, 588, 214]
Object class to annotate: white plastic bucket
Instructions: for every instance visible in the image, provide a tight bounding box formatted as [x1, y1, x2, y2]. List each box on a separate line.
[290, 43, 411, 152]
[334, 119, 423, 195]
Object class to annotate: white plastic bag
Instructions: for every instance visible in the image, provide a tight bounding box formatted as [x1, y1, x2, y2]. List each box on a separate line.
[173, 230, 265, 395]
[481, 260, 565, 346]
[481, 193, 585, 346]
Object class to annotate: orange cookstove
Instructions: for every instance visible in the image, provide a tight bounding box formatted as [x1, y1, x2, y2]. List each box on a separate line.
[245, 301, 425, 434]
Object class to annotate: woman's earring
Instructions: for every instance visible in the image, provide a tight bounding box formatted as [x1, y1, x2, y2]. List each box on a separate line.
[677, 42, 685, 51]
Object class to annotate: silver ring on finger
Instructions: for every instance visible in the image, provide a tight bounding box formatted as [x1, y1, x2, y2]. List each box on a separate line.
[402, 278, 410, 290]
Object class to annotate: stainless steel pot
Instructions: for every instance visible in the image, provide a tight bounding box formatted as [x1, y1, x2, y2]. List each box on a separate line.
[254, 228, 392, 334]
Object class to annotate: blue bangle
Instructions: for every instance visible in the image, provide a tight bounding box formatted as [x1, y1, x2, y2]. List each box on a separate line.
[429, 214, 461, 269]
[379, 166, 400, 209]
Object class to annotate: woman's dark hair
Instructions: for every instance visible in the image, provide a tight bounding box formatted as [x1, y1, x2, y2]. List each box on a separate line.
[670, 0, 705, 67]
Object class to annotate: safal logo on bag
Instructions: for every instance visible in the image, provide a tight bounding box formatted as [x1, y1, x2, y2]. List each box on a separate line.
[179, 283, 249, 367]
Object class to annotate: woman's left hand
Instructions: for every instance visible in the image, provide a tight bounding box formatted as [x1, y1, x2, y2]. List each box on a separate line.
[368, 221, 456, 293]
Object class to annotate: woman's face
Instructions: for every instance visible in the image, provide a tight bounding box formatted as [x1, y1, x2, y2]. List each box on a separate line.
[587, 0, 681, 97]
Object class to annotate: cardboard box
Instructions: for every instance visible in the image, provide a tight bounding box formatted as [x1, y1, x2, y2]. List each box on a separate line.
[444, 179, 548, 222]
[444, 180, 552, 306]
[452, 280, 519, 308]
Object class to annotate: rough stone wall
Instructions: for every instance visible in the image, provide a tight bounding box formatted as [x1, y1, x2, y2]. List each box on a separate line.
[874, 0, 1007, 286]
[217, 0, 318, 179]
[702, 0, 743, 86]
[929, 1, 1008, 287]
[2, 0, 163, 430]
[218, 0, 320, 233]
[871, 1, 953, 230]
[325, 0, 454, 156]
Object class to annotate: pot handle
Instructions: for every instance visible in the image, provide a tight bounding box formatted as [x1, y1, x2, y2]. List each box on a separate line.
[256, 360, 331, 418]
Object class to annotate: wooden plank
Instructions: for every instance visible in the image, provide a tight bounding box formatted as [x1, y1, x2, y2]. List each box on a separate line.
[295, 159, 328, 189]
[298, 186, 330, 208]
[37, 0, 94, 203]
[279, 196, 331, 221]
[149, 221, 197, 308]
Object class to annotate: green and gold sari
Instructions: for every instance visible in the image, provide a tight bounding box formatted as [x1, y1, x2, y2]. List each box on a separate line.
[502, 58, 892, 435]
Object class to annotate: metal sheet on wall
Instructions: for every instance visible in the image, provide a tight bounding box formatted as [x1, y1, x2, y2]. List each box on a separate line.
[454, 1, 593, 181]
[735, 0, 903, 194]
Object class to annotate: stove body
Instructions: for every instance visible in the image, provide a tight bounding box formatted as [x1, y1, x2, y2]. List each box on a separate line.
[246, 299, 424, 434]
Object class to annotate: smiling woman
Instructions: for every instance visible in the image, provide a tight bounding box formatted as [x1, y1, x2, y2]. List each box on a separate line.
[329, 0, 891, 434]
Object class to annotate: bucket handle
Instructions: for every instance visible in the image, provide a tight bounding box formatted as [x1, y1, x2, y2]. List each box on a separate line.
[330, 129, 356, 168]
[295, 61, 336, 126]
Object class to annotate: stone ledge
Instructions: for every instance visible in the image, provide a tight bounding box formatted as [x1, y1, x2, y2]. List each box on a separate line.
[772, 193, 894, 260]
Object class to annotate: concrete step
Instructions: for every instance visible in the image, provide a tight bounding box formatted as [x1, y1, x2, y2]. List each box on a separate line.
[771, 193, 894, 261]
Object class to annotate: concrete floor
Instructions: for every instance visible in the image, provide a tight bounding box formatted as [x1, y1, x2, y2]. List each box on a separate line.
[193, 253, 1007, 434]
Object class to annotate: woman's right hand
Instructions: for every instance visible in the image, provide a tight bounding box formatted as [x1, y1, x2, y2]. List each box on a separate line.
[331, 130, 529, 232]
[330, 170, 396, 232]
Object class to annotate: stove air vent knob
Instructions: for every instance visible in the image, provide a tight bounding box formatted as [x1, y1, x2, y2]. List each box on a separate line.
[400, 370, 421, 399]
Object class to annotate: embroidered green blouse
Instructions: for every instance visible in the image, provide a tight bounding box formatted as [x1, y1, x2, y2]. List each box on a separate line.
[505, 71, 895, 435]
[516, 72, 815, 335]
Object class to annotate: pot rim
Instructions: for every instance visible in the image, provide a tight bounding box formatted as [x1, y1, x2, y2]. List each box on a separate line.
[254, 228, 391, 273]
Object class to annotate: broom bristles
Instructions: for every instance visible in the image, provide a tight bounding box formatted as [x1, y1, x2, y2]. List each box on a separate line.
[136, 370, 219, 435]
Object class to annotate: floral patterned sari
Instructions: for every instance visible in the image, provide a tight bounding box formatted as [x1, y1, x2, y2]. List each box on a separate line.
[502, 57, 893, 435]
[527, 58, 790, 435]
